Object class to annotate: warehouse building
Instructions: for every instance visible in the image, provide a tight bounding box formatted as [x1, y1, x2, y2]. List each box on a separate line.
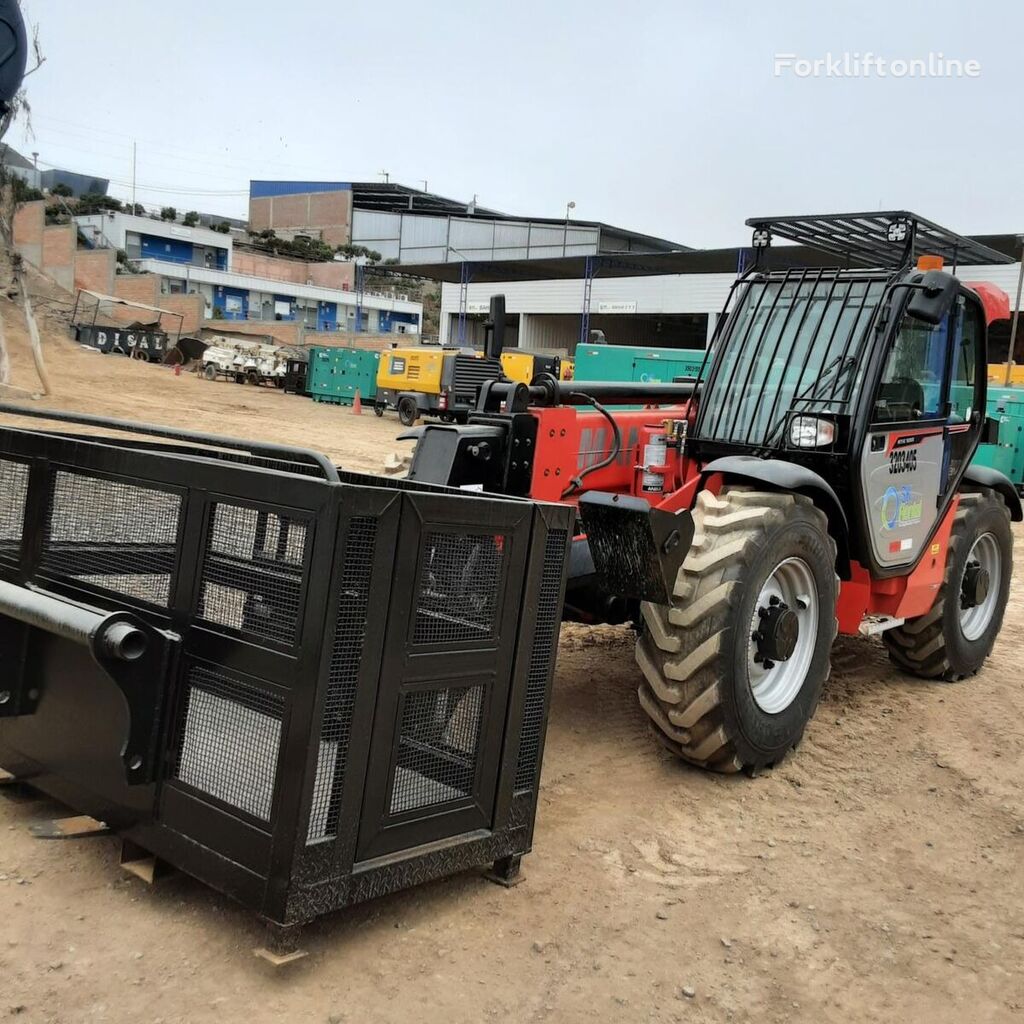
[249, 180, 683, 263]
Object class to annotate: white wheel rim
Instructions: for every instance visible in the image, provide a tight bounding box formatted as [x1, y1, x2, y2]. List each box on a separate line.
[959, 532, 1001, 642]
[748, 557, 818, 714]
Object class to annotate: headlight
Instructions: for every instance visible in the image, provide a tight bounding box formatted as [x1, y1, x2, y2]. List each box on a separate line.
[789, 416, 836, 448]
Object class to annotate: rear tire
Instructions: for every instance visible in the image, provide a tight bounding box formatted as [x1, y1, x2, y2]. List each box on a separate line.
[398, 396, 419, 427]
[635, 485, 839, 773]
[884, 488, 1012, 680]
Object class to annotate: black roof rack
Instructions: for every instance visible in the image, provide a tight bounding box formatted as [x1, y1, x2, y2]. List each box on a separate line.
[745, 211, 1014, 270]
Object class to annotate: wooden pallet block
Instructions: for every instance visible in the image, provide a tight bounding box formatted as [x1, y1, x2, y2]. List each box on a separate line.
[29, 815, 110, 839]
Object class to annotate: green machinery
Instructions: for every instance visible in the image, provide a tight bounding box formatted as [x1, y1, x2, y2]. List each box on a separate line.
[573, 343, 707, 384]
[308, 346, 381, 405]
[975, 385, 1024, 486]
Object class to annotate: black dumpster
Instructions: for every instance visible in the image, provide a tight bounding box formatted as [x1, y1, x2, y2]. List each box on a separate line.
[0, 408, 571, 941]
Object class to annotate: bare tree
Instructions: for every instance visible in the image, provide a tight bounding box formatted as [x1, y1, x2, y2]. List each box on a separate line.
[0, 9, 49, 395]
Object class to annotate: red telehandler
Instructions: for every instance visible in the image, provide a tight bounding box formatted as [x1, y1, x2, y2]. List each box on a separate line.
[404, 212, 1021, 773]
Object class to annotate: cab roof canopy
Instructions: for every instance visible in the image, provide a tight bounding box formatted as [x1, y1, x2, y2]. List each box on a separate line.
[746, 211, 1014, 270]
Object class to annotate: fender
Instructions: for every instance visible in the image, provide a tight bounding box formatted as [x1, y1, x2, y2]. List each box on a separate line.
[961, 464, 1023, 521]
[701, 455, 850, 576]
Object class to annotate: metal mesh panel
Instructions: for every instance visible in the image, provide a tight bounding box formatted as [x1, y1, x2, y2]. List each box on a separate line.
[198, 503, 309, 646]
[306, 516, 378, 844]
[173, 664, 285, 822]
[389, 684, 484, 815]
[0, 458, 29, 563]
[413, 532, 504, 644]
[515, 528, 567, 792]
[41, 471, 182, 605]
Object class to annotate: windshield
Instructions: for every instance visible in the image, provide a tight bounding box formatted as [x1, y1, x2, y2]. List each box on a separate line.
[697, 274, 886, 448]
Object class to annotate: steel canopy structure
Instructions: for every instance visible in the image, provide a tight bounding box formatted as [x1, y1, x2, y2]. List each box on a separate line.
[746, 211, 1015, 270]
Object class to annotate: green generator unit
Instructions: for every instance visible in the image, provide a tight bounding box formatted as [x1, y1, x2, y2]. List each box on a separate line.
[573, 344, 707, 384]
[572, 345, 706, 410]
[308, 346, 381, 405]
[974, 385, 1024, 488]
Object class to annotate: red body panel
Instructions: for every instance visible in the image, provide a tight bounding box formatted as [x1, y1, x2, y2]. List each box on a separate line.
[835, 496, 960, 633]
[527, 405, 691, 504]
[525, 403, 959, 636]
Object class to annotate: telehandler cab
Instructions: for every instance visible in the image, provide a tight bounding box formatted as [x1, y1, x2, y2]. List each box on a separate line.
[405, 212, 1022, 773]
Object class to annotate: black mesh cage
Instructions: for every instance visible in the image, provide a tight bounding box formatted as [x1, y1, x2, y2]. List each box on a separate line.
[0, 423, 573, 930]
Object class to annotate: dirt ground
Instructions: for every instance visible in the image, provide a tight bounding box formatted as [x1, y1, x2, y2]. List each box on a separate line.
[1, 306, 1023, 1023]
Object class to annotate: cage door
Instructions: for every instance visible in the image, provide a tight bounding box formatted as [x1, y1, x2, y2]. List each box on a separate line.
[355, 495, 530, 862]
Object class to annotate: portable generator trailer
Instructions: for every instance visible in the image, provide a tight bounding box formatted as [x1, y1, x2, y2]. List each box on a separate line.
[375, 346, 503, 426]
[404, 211, 1022, 775]
[0, 403, 572, 954]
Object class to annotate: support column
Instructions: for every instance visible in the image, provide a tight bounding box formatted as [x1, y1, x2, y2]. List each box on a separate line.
[518, 312, 533, 352]
[705, 312, 718, 347]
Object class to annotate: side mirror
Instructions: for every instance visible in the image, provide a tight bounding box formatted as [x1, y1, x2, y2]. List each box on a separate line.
[905, 270, 958, 326]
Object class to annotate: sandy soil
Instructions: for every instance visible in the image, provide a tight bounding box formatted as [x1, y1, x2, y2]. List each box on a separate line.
[1, 305, 1023, 1023]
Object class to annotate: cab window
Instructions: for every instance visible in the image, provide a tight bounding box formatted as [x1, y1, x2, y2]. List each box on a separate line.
[873, 312, 949, 422]
[949, 298, 981, 423]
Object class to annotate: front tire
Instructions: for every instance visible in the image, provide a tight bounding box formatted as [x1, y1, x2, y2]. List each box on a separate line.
[884, 488, 1012, 680]
[636, 485, 838, 773]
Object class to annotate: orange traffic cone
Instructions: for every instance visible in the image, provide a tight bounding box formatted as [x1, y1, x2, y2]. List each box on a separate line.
[352, 389, 363, 415]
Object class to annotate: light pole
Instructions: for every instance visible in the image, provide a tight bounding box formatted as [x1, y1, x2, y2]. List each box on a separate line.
[563, 201, 576, 257]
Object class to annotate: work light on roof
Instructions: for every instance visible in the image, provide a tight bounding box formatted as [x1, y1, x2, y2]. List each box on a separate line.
[751, 228, 771, 249]
[886, 219, 909, 243]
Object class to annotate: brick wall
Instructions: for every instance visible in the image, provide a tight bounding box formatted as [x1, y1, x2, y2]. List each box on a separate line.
[230, 250, 356, 291]
[74, 249, 116, 295]
[13, 200, 45, 269]
[306, 261, 355, 290]
[113, 275, 160, 307]
[248, 196, 272, 233]
[42, 225, 76, 292]
[106, 276, 202, 336]
[246, 189, 353, 246]
[160, 294, 205, 335]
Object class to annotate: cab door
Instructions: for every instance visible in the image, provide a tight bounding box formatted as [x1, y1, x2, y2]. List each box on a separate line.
[859, 295, 983, 571]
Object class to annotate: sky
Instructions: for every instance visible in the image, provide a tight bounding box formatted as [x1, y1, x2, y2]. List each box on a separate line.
[11, 0, 1024, 249]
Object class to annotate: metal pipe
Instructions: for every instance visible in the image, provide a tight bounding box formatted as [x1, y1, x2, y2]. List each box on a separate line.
[495, 377, 697, 408]
[0, 403, 340, 482]
[0, 580, 146, 662]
